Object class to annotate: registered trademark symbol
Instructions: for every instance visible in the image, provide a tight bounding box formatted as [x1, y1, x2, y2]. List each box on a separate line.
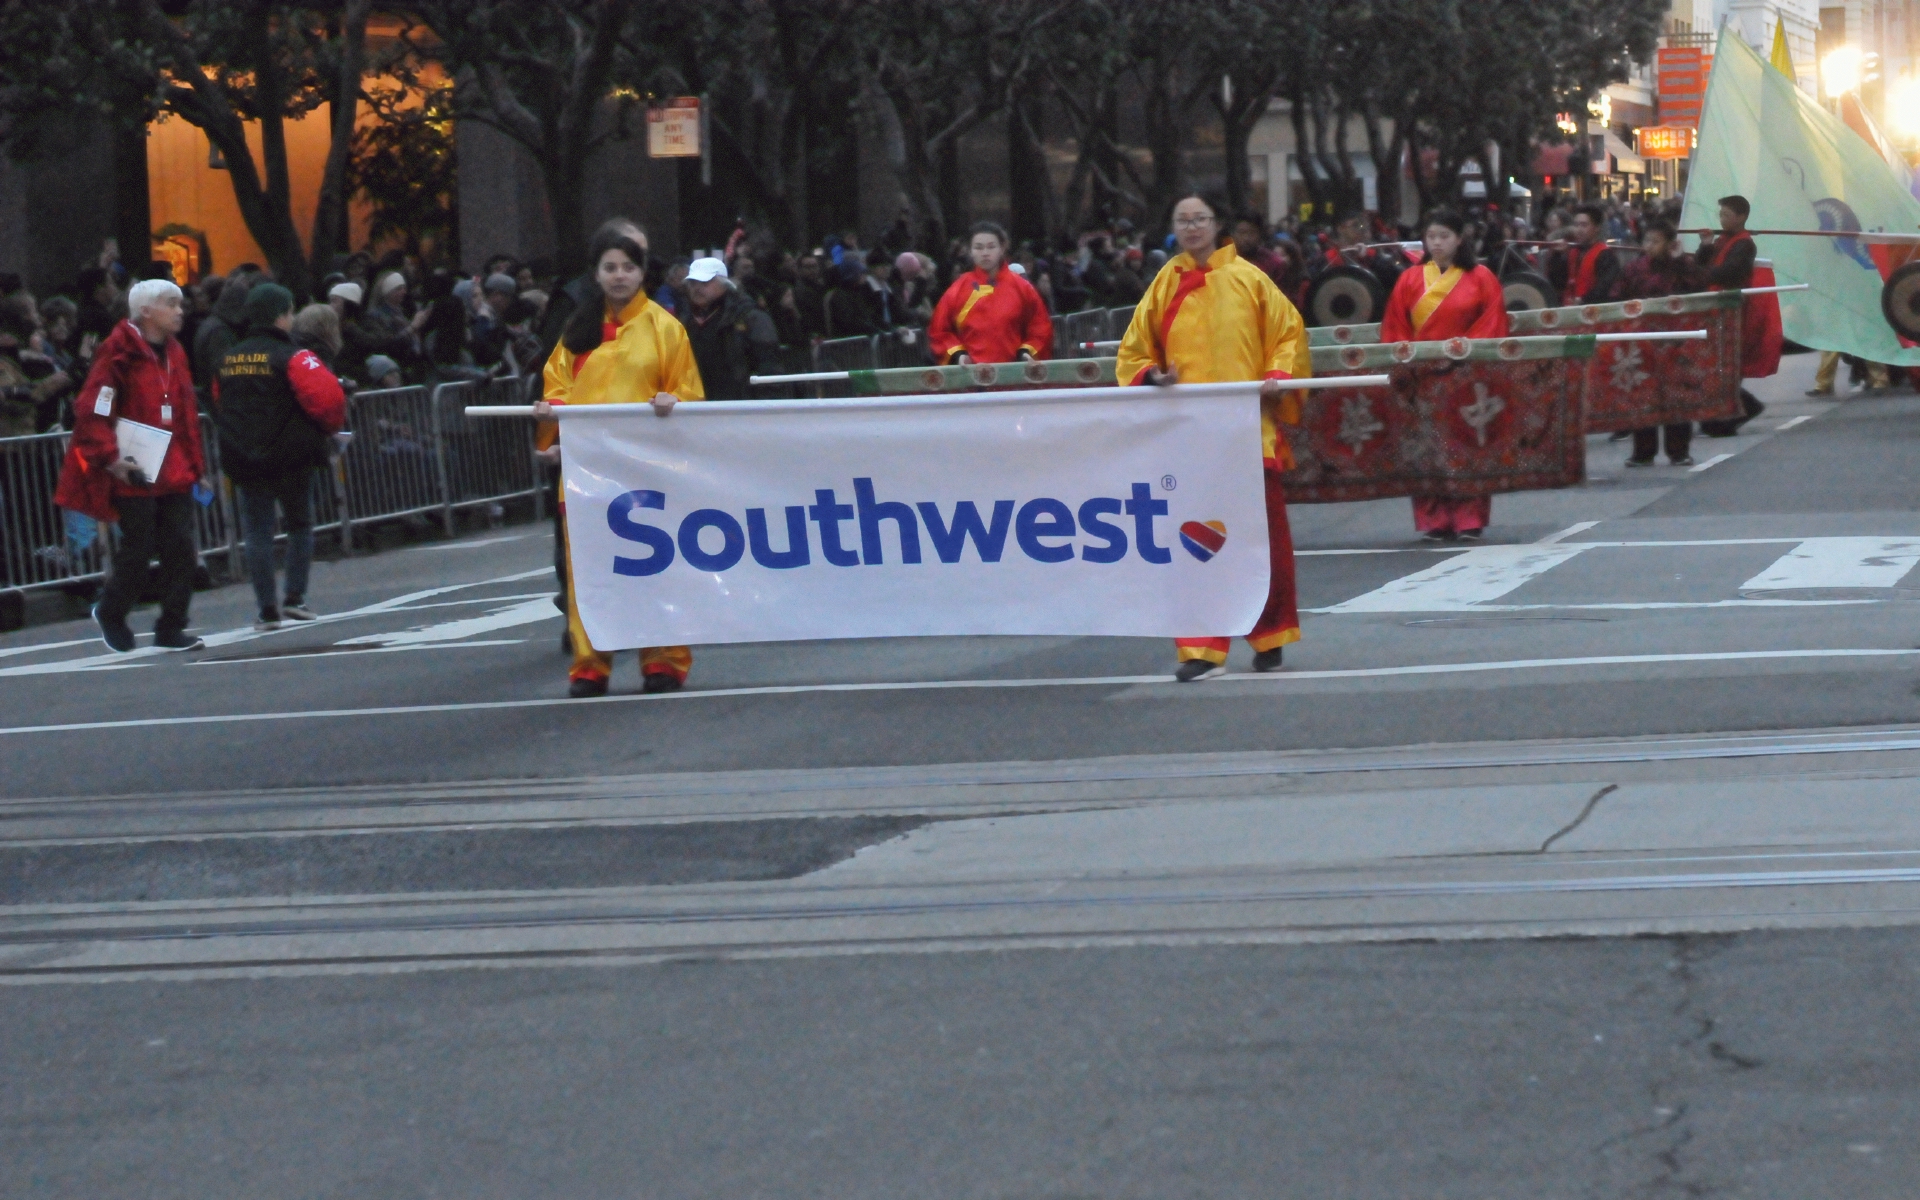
[1160, 475, 1177, 491]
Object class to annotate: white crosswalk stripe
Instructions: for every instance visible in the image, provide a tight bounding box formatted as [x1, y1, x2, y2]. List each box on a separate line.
[1319, 536, 1920, 614]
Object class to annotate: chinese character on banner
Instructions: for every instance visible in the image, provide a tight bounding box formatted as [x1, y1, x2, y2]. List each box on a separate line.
[647, 97, 702, 158]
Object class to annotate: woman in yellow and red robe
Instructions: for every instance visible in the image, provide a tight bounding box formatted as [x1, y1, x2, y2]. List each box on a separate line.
[928, 221, 1054, 365]
[1115, 192, 1312, 683]
[536, 228, 706, 699]
[1379, 208, 1510, 541]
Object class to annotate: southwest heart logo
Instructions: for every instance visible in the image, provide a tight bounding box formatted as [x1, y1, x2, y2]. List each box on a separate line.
[1179, 520, 1227, 562]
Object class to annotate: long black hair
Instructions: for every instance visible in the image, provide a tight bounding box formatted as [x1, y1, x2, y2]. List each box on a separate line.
[561, 229, 650, 355]
[1420, 207, 1477, 270]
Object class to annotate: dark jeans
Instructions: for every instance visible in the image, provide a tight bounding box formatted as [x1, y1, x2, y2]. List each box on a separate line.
[1631, 423, 1693, 462]
[97, 492, 197, 636]
[239, 471, 315, 614]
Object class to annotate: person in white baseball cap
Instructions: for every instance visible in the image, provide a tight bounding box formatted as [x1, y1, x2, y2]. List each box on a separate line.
[685, 257, 728, 284]
[681, 256, 779, 400]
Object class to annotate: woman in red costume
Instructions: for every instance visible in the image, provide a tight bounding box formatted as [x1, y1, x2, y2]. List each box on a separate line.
[928, 222, 1054, 365]
[1379, 208, 1510, 542]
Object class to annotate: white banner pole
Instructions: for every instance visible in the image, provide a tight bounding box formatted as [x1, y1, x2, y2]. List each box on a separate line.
[467, 376, 1393, 419]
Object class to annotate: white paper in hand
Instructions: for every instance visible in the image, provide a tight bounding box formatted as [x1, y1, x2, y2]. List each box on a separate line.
[114, 418, 173, 480]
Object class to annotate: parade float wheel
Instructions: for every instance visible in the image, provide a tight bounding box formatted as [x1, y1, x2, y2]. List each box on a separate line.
[1499, 270, 1555, 313]
[1306, 266, 1385, 327]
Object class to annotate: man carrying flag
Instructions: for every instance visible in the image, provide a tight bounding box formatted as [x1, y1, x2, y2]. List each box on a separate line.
[1695, 194, 1781, 436]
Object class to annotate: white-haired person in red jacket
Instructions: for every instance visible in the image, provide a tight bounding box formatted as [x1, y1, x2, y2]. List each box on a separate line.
[56, 277, 210, 652]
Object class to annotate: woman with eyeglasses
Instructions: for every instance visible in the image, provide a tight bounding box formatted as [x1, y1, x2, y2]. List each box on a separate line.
[1379, 207, 1509, 542]
[1114, 191, 1311, 683]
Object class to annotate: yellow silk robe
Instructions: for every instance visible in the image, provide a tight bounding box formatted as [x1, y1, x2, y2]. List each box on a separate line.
[1114, 243, 1311, 467]
[540, 292, 705, 449]
[540, 291, 706, 683]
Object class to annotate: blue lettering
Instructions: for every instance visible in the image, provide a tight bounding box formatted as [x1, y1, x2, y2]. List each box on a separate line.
[808, 488, 860, 567]
[1125, 483, 1171, 564]
[747, 506, 810, 569]
[854, 477, 922, 565]
[608, 490, 674, 576]
[1016, 498, 1076, 563]
[917, 500, 1014, 563]
[678, 509, 745, 572]
[1077, 497, 1128, 563]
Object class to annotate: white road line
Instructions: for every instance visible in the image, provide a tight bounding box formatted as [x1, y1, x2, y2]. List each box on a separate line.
[1742, 537, 1920, 592]
[1, 648, 1914, 736]
[1319, 544, 1593, 612]
[1539, 520, 1601, 544]
[1690, 453, 1735, 472]
[336, 597, 559, 646]
[0, 567, 556, 679]
[415, 534, 537, 550]
[0, 638, 97, 661]
[187, 640, 527, 667]
[1777, 415, 1814, 430]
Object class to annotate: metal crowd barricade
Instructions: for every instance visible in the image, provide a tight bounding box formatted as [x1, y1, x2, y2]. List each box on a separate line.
[1107, 305, 1137, 339]
[814, 335, 878, 373]
[335, 384, 444, 545]
[1052, 309, 1109, 358]
[431, 375, 543, 537]
[873, 328, 931, 369]
[0, 415, 238, 597]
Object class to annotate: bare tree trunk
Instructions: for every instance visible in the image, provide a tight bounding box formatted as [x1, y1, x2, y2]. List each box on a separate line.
[310, 0, 371, 276]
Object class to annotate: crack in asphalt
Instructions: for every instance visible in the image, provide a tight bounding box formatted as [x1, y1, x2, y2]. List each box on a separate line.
[1540, 783, 1620, 853]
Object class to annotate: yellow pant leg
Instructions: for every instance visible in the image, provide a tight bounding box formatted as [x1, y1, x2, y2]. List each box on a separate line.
[1814, 352, 1838, 391]
[1870, 362, 1892, 388]
[640, 645, 692, 680]
[563, 535, 613, 681]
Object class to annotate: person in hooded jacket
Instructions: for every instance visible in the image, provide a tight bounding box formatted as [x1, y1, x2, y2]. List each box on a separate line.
[193, 267, 257, 392]
[211, 284, 348, 631]
[55, 278, 210, 652]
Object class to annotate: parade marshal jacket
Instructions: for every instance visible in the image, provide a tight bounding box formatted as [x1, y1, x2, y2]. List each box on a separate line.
[1114, 243, 1311, 469]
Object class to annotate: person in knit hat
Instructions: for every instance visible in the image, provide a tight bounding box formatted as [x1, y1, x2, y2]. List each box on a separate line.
[211, 283, 349, 631]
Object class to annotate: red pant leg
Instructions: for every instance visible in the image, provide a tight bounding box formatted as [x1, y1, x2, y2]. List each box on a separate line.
[1176, 470, 1300, 662]
[1248, 468, 1300, 652]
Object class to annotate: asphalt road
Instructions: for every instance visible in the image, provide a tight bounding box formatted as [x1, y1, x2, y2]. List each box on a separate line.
[8, 354, 1920, 1197]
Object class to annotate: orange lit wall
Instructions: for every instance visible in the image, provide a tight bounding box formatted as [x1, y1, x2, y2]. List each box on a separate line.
[146, 108, 372, 276]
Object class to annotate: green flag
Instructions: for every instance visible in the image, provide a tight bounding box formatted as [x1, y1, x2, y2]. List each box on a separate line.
[1684, 28, 1920, 364]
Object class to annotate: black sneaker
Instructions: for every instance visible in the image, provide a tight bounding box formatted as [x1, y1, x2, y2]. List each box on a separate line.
[1251, 647, 1284, 673]
[1670, 455, 1695, 467]
[93, 605, 135, 653]
[1624, 456, 1655, 468]
[1174, 659, 1226, 683]
[1458, 528, 1485, 540]
[254, 608, 282, 632]
[641, 672, 683, 694]
[152, 629, 204, 651]
[281, 602, 317, 622]
[568, 676, 608, 698]
[1420, 530, 1456, 543]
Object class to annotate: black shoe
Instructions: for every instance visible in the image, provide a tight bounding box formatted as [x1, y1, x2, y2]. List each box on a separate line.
[1624, 456, 1655, 468]
[152, 629, 204, 651]
[1251, 647, 1284, 673]
[1174, 659, 1226, 683]
[281, 602, 317, 622]
[1699, 421, 1737, 438]
[1420, 529, 1456, 543]
[1607, 430, 1631, 442]
[568, 676, 608, 698]
[1670, 455, 1695, 467]
[1458, 528, 1484, 540]
[641, 672, 683, 694]
[93, 605, 135, 653]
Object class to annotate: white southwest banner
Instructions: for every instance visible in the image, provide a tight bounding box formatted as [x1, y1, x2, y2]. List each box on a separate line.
[560, 385, 1271, 648]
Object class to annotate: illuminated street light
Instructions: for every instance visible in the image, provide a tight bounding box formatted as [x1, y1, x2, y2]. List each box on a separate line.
[1886, 75, 1920, 138]
[1824, 46, 1864, 96]
[1586, 93, 1612, 126]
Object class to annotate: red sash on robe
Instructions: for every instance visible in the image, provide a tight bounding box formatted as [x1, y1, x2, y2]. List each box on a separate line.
[1714, 232, 1782, 379]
